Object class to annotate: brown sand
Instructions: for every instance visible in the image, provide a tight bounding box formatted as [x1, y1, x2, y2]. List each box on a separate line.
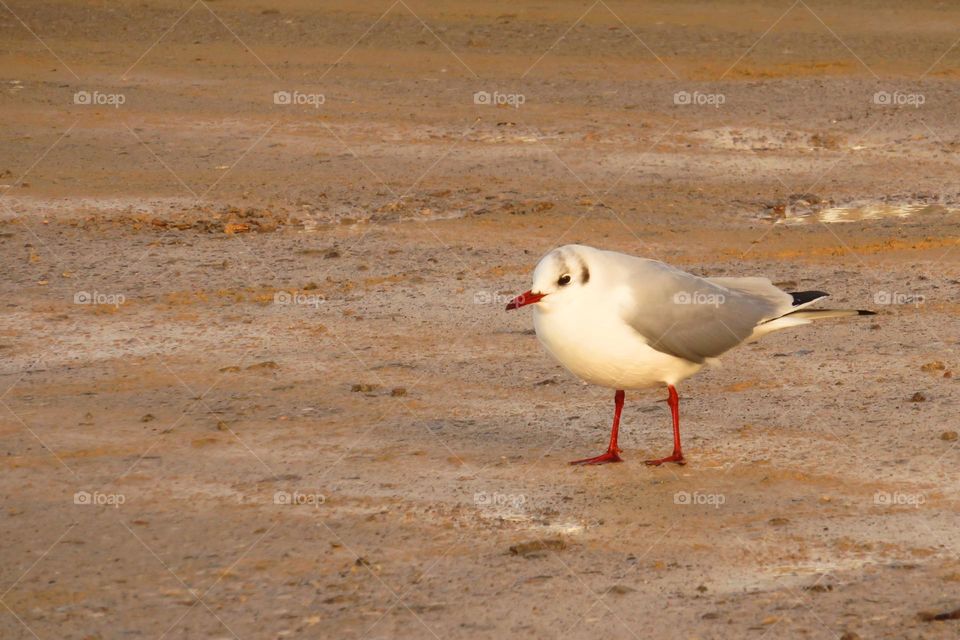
[1, 1, 959, 638]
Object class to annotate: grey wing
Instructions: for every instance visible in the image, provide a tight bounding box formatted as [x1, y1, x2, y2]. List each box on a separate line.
[619, 261, 792, 364]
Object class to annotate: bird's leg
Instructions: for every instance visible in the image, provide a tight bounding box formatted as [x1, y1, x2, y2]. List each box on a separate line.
[570, 389, 625, 465]
[645, 385, 686, 466]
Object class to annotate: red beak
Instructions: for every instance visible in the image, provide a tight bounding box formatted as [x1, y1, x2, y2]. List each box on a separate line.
[505, 290, 545, 310]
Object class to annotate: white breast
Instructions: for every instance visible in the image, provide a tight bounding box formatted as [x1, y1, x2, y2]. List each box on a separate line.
[532, 285, 702, 389]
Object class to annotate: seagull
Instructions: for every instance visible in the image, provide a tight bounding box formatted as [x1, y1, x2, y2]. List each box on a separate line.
[506, 244, 875, 466]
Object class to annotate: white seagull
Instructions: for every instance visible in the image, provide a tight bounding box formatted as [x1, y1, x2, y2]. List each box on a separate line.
[506, 244, 874, 466]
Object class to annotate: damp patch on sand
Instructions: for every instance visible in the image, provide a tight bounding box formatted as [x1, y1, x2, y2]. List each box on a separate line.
[762, 198, 960, 225]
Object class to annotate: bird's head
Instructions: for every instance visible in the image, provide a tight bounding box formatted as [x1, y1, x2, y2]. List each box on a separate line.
[506, 245, 594, 311]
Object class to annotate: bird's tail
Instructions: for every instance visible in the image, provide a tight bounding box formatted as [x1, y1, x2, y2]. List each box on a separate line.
[784, 308, 876, 320]
[749, 292, 875, 340]
[778, 291, 875, 321]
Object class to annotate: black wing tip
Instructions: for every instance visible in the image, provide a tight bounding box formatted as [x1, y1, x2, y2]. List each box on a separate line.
[789, 290, 830, 307]
[857, 309, 877, 316]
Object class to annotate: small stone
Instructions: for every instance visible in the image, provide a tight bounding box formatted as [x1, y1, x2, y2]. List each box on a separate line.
[217, 421, 229, 431]
[509, 539, 566, 557]
[920, 361, 946, 372]
[608, 585, 635, 595]
[351, 384, 377, 393]
[803, 584, 832, 593]
[918, 607, 960, 622]
[910, 392, 926, 402]
[390, 387, 407, 397]
[324, 249, 341, 259]
[140, 414, 155, 422]
[768, 517, 790, 526]
[246, 361, 279, 371]
[940, 431, 958, 442]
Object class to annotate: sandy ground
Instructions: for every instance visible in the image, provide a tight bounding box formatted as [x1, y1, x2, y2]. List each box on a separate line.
[2, 1, 960, 638]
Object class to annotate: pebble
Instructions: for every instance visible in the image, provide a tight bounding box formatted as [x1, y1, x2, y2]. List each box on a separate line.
[918, 607, 960, 621]
[803, 584, 833, 593]
[246, 361, 279, 370]
[509, 539, 566, 557]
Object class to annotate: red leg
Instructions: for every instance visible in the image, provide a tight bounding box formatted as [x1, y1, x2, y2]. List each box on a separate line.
[645, 385, 686, 466]
[570, 390, 625, 465]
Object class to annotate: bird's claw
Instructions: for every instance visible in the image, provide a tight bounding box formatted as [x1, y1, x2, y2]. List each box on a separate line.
[644, 453, 685, 466]
[569, 450, 623, 465]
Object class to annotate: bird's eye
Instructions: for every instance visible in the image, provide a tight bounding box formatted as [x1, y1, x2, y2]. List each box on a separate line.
[558, 274, 572, 286]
